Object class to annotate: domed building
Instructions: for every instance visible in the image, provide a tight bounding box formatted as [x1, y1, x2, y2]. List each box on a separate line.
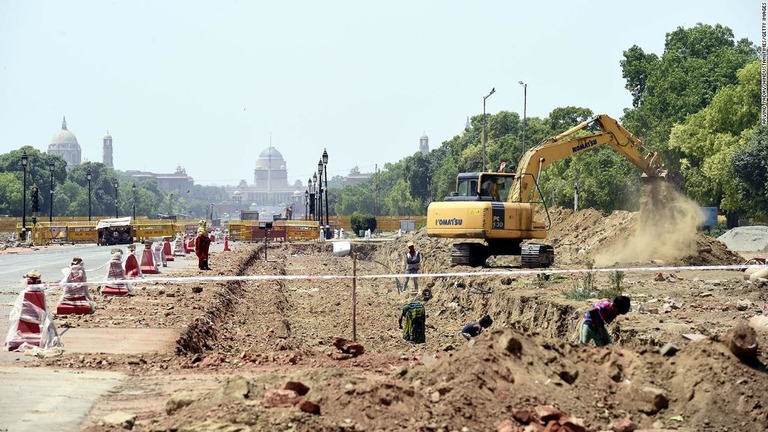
[253, 146, 289, 190]
[224, 144, 304, 218]
[48, 116, 81, 168]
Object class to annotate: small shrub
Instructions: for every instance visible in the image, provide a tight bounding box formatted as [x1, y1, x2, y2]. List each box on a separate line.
[563, 259, 595, 300]
[350, 212, 377, 235]
[599, 270, 624, 299]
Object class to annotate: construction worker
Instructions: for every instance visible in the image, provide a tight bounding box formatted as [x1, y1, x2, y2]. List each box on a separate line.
[580, 296, 631, 346]
[195, 220, 211, 270]
[461, 314, 493, 340]
[398, 299, 426, 344]
[402, 241, 421, 293]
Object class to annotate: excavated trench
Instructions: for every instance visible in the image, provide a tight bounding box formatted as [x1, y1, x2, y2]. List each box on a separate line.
[175, 241, 658, 357]
[175, 248, 264, 354]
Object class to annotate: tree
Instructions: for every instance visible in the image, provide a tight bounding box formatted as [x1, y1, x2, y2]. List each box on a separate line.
[668, 60, 760, 211]
[731, 127, 768, 216]
[621, 23, 756, 165]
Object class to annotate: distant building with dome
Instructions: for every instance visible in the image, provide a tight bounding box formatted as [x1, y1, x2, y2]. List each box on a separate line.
[224, 145, 303, 216]
[47, 116, 81, 168]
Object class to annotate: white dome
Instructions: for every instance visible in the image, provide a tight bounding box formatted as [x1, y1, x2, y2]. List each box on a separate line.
[256, 146, 286, 169]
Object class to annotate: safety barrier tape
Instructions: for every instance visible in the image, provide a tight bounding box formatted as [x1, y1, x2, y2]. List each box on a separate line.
[14, 263, 768, 292]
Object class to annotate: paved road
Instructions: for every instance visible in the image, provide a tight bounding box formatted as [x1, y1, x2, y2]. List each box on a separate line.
[0, 241, 226, 432]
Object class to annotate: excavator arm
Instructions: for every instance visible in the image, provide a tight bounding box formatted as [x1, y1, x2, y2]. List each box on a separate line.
[509, 114, 677, 203]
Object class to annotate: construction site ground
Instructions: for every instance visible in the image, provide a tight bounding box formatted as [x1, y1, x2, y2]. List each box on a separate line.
[3, 206, 768, 432]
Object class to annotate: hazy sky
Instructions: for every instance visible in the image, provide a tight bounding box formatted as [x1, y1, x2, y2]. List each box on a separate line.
[0, 1, 759, 187]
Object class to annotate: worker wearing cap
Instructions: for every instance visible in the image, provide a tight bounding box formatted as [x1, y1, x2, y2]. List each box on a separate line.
[402, 241, 421, 293]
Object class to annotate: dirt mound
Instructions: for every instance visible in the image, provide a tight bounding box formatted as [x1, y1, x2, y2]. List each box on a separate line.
[536, 206, 741, 267]
[151, 329, 768, 432]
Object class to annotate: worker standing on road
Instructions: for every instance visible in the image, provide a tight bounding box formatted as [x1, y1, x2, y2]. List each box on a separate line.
[402, 241, 421, 293]
[399, 299, 426, 344]
[579, 296, 631, 347]
[195, 220, 211, 271]
[460, 314, 493, 340]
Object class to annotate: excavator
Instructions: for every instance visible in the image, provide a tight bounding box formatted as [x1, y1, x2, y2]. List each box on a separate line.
[426, 114, 682, 267]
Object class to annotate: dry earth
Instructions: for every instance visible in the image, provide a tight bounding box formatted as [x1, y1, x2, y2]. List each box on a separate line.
[8, 205, 768, 432]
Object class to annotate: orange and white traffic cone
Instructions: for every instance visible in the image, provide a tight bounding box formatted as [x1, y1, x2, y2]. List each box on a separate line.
[140, 242, 157, 274]
[223, 236, 231, 252]
[6, 271, 60, 351]
[162, 238, 175, 262]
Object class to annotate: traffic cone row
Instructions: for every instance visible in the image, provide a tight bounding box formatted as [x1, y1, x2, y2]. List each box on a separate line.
[7, 236, 202, 351]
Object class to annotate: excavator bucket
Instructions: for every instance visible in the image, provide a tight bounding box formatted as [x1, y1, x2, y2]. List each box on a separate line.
[640, 170, 685, 192]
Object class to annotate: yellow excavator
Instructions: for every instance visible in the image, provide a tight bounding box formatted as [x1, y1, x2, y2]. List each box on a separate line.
[426, 114, 681, 267]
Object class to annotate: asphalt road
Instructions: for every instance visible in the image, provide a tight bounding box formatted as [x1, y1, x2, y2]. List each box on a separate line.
[0, 241, 219, 432]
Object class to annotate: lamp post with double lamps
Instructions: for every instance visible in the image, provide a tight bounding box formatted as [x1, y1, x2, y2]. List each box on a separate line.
[113, 179, 119, 218]
[21, 151, 28, 241]
[482, 87, 496, 172]
[48, 160, 55, 222]
[86, 170, 92, 221]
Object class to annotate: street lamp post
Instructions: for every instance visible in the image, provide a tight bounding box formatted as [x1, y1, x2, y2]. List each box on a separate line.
[21, 151, 28, 241]
[132, 184, 137, 221]
[86, 170, 92, 221]
[113, 179, 119, 218]
[308, 178, 315, 221]
[48, 160, 55, 222]
[317, 159, 324, 228]
[518, 81, 528, 157]
[304, 190, 309, 220]
[322, 149, 329, 227]
[482, 87, 496, 172]
[312, 172, 319, 221]
[169, 193, 174, 216]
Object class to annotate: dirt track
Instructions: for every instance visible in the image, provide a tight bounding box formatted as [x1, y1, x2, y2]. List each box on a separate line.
[9, 207, 768, 432]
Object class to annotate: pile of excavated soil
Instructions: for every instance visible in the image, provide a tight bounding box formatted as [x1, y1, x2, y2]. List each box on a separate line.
[718, 226, 768, 252]
[541, 207, 742, 267]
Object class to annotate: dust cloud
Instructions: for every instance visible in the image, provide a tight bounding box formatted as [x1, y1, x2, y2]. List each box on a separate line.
[594, 181, 704, 266]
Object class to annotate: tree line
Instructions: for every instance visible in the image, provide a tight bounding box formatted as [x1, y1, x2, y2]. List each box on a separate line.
[0, 146, 228, 220]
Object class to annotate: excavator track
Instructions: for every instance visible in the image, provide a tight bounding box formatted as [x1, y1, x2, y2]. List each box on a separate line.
[520, 243, 555, 268]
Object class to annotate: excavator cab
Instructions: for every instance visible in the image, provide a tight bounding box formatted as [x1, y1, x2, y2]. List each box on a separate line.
[446, 173, 515, 202]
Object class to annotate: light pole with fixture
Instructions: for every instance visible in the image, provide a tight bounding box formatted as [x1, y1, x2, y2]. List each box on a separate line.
[308, 178, 315, 221]
[482, 87, 496, 172]
[132, 184, 137, 221]
[316, 160, 324, 227]
[312, 172, 319, 222]
[322, 149, 329, 227]
[21, 151, 28, 241]
[113, 179, 119, 218]
[48, 160, 55, 222]
[304, 190, 309, 220]
[86, 170, 92, 221]
[518, 81, 528, 157]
